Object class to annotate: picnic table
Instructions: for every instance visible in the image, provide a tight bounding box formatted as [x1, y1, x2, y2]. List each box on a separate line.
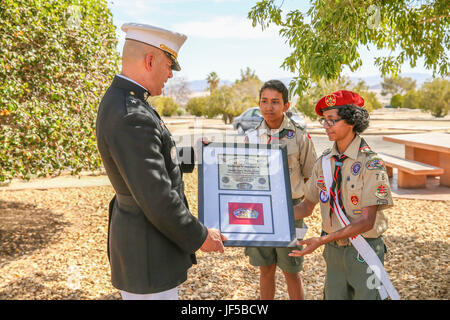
[382, 132, 450, 187]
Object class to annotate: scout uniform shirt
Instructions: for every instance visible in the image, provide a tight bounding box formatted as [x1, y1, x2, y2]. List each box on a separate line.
[304, 135, 393, 238]
[246, 114, 317, 199]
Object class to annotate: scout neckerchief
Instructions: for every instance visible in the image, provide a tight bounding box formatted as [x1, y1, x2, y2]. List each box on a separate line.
[322, 140, 400, 300]
[329, 153, 348, 226]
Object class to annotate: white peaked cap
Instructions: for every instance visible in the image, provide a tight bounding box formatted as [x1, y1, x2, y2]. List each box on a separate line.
[121, 23, 187, 71]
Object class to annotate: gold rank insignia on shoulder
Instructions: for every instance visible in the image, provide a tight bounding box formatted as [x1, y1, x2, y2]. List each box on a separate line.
[130, 91, 135, 95]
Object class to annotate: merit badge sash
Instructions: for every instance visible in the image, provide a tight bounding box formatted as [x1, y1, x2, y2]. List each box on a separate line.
[322, 154, 400, 300]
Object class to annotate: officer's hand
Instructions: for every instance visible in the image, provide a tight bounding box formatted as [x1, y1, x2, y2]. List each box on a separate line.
[288, 237, 322, 257]
[200, 228, 227, 253]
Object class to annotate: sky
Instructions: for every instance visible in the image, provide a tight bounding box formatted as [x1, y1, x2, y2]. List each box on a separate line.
[107, 0, 433, 83]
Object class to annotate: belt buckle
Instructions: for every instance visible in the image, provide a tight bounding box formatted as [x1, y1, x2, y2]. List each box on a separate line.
[336, 238, 350, 247]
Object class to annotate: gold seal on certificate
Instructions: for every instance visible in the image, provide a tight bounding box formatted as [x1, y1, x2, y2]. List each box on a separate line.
[218, 154, 270, 191]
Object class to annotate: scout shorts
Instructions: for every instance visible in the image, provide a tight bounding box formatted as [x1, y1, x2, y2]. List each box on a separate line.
[244, 219, 304, 274]
[322, 236, 387, 300]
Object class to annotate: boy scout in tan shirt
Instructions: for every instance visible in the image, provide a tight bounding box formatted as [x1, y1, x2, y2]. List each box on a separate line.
[289, 90, 399, 300]
[245, 80, 317, 300]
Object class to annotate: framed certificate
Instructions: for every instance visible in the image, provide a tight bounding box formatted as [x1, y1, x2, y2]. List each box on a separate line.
[198, 142, 296, 247]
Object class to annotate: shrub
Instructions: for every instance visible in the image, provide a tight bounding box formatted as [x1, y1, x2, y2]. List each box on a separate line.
[150, 96, 179, 117]
[0, 0, 120, 182]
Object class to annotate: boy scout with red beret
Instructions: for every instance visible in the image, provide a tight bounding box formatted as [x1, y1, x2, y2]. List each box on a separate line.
[245, 80, 317, 300]
[289, 90, 400, 300]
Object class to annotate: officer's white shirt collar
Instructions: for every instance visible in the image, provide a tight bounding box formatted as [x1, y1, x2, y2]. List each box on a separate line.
[116, 74, 148, 92]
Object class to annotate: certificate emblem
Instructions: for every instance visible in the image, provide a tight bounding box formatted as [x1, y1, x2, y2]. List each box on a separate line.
[228, 202, 264, 225]
[233, 208, 258, 219]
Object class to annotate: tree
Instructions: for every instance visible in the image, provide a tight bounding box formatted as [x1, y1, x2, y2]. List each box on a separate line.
[150, 97, 179, 117]
[381, 76, 417, 96]
[186, 96, 208, 116]
[419, 78, 449, 117]
[390, 94, 404, 108]
[163, 76, 191, 107]
[352, 79, 382, 112]
[186, 71, 263, 123]
[249, 0, 449, 97]
[0, 0, 120, 182]
[402, 89, 422, 109]
[206, 71, 220, 93]
[295, 77, 353, 120]
[295, 77, 382, 119]
[236, 67, 261, 83]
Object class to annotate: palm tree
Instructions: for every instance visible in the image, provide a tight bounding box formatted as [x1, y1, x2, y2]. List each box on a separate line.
[206, 71, 220, 93]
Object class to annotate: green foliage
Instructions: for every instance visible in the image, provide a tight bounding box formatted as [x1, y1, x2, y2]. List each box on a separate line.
[206, 71, 220, 93]
[150, 96, 179, 117]
[235, 67, 261, 84]
[295, 77, 382, 120]
[187, 69, 263, 123]
[390, 94, 404, 108]
[402, 90, 422, 109]
[419, 78, 449, 117]
[248, 0, 449, 97]
[381, 76, 417, 96]
[352, 79, 382, 112]
[0, 0, 120, 182]
[186, 96, 208, 116]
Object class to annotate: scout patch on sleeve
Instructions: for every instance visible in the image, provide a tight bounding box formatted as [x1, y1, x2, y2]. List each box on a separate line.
[351, 195, 359, 205]
[360, 145, 376, 155]
[375, 184, 389, 199]
[366, 156, 386, 170]
[319, 190, 330, 203]
[376, 172, 388, 182]
[316, 176, 327, 191]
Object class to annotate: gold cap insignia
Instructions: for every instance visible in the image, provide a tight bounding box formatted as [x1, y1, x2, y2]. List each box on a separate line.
[160, 44, 177, 59]
[325, 94, 337, 107]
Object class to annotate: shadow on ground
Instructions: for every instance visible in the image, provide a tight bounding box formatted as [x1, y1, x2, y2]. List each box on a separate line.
[0, 200, 70, 268]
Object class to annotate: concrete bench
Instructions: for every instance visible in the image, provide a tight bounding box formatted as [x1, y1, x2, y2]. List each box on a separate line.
[378, 152, 444, 189]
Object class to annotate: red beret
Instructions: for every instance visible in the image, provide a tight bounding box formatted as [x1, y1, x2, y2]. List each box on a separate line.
[315, 90, 364, 116]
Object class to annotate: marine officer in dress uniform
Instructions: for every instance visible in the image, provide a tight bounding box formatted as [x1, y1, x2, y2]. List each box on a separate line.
[289, 90, 399, 300]
[96, 23, 226, 300]
[245, 80, 317, 300]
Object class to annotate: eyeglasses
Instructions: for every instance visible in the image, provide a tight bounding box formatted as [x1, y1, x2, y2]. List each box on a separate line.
[318, 117, 343, 127]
